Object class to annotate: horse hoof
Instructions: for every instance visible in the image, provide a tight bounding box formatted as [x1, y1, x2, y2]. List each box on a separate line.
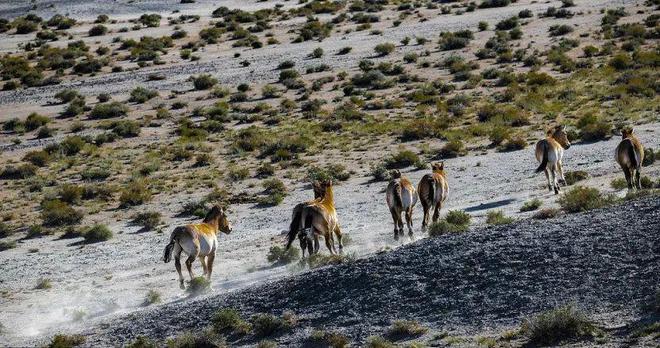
[179, 283, 185, 290]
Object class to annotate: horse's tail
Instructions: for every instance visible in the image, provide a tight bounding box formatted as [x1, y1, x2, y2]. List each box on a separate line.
[626, 140, 639, 169]
[427, 178, 436, 206]
[392, 180, 403, 208]
[535, 141, 549, 173]
[286, 203, 304, 250]
[163, 227, 182, 263]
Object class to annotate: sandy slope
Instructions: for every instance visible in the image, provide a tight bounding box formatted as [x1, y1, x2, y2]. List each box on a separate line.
[0, 121, 658, 346]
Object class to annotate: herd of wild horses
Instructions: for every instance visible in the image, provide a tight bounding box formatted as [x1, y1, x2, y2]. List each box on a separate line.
[163, 126, 646, 288]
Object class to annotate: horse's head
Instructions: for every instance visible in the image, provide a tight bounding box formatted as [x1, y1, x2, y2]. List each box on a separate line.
[550, 125, 571, 150]
[390, 169, 402, 179]
[621, 127, 634, 140]
[311, 180, 324, 199]
[205, 205, 232, 234]
[431, 162, 445, 174]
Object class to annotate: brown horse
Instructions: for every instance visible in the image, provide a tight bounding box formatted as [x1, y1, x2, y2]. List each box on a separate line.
[417, 162, 449, 229]
[286, 181, 324, 257]
[386, 170, 418, 239]
[616, 128, 644, 190]
[535, 125, 571, 194]
[163, 205, 232, 289]
[300, 180, 343, 255]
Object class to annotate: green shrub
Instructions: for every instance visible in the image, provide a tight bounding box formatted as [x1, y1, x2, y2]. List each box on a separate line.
[374, 42, 395, 56]
[370, 163, 391, 181]
[267, 245, 300, 265]
[642, 148, 655, 167]
[549, 24, 573, 36]
[83, 224, 113, 243]
[576, 114, 611, 142]
[89, 102, 129, 119]
[0, 222, 13, 238]
[126, 336, 158, 348]
[192, 74, 217, 90]
[165, 330, 225, 348]
[212, 309, 252, 335]
[446, 210, 471, 226]
[143, 290, 161, 306]
[35, 278, 52, 289]
[387, 320, 428, 338]
[563, 170, 589, 185]
[0, 164, 38, 179]
[119, 180, 152, 207]
[58, 184, 83, 204]
[609, 53, 632, 70]
[486, 210, 514, 225]
[88, 24, 108, 36]
[139, 14, 161, 27]
[521, 304, 597, 345]
[437, 139, 467, 158]
[307, 164, 351, 182]
[0, 240, 17, 251]
[301, 253, 354, 269]
[260, 178, 287, 206]
[110, 120, 141, 138]
[385, 149, 421, 169]
[48, 334, 86, 348]
[365, 336, 395, 348]
[131, 211, 161, 230]
[520, 198, 542, 212]
[251, 313, 292, 337]
[256, 340, 277, 348]
[41, 200, 83, 226]
[186, 276, 211, 297]
[557, 186, 615, 213]
[129, 87, 158, 103]
[611, 178, 628, 190]
[309, 329, 349, 347]
[180, 200, 207, 217]
[25, 113, 51, 131]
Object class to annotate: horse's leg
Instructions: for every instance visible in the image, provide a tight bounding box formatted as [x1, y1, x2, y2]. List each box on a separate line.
[634, 167, 641, 190]
[199, 256, 207, 277]
[206, 252, 215, 280]
[544, 168, 552, 192]
[623, 167, 633, 189]
[432, 201, 441, 223]
[333, 225, 343, 253]
[557, 160, 566, 186]
[299, 236, 306, 258]
[421, 201, 429, 230]
[313, 231, 320, 254]
[389, 208, 400, 239]
[174, 255, 184, 290]
[397, 209, 404, 238]
[548, 164, 558, 194]
[406, 208, 414, 236]
[185, 254, 197, 281]
[324, 231, 335, 255]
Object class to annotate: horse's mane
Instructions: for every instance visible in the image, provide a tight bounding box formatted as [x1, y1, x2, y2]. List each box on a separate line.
[203, 206, 221, 223]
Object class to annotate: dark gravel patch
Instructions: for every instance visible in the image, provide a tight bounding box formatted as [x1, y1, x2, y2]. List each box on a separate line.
[82, 196, 660, 346]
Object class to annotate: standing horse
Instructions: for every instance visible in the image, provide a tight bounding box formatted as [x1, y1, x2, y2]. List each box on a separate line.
[386, 170, 418, 239]
[286, 181, 324, 257]
[616, 128, 644, 190]
[300, 180, 343, 255]
[163, 205, 232, 289]
[417, 162, 449, 229]
[535, 125, 571, 194]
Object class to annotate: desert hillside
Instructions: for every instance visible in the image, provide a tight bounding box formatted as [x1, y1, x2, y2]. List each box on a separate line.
[0, 0, 658, 347]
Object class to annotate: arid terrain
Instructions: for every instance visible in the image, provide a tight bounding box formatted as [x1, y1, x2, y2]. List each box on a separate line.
[0, 0, 658, 347]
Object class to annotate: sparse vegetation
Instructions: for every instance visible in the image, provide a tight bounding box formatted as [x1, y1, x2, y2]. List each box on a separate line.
[267, 245, 300, 265]
[48, 334, 86, 348]
[521, 304, 598, 345]
[212, 308, 252, 335]
[486, 210, 514, 225]
[186, 276, 211, 297]
[83, 224, 113, 243]
[520, 199, 542, 212]
[557, 186, 615, 213]
[429, 210, 471, 236]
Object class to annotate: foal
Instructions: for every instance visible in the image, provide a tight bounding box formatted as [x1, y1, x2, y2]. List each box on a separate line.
[417, 162, 449, 229]
[300, 180, 343, 255]
[286, 181, 324, 257]
[386, 170, 418, 239]
[163, 205, 232, 289]
[535, 125, 571, 194]
[616, 128, 644, 190]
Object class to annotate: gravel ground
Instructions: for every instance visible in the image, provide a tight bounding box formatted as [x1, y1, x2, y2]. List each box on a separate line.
[65, 195, 660, 346]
